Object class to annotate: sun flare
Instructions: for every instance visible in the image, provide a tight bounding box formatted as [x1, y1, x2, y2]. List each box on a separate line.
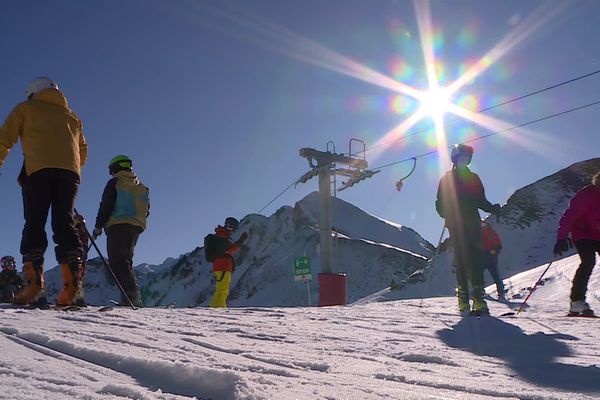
[420, 88, 451, 119]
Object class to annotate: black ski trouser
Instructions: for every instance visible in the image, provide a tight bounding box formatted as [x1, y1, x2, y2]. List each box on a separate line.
[450, 222, 484, 300]
[106, 223, 142, 297]
[481, 252, 504, 289]
[20, 168, 82, 264]
[571, 239, 600, 302]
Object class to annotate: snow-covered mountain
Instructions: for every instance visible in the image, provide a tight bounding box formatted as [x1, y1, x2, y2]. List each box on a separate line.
[42, 158, 599, 308]
[382, 157, 600, 301]
[44, 193, 432, 307]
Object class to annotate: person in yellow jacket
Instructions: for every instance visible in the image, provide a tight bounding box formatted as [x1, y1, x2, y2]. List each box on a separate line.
[0, 77, 88, 307]
[93, 155, 149, 307]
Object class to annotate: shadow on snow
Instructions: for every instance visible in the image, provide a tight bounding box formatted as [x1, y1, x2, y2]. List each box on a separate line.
[437, 316, 600, 393]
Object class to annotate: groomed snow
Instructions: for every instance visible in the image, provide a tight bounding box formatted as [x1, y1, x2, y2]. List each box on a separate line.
[1, 254, 599, 400]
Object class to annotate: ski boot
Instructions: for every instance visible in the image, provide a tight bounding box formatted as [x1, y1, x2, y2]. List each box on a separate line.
[15, 255, 46, 306]
[56, 255, 83, 306]
[569, 300, 594, 317]
[471, 297, 489, 316]
[456, 287, 470, 314]
[496, 283, 508, 300]
[73, 263, 86, 307]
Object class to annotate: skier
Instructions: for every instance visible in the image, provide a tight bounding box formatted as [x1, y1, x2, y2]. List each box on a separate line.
[73, 213, 89, 306]
[554, 171, 600, 316]
[481, 221, 506, 299]
[92, 155, 149, 307]
[0, 256, 24, 303]
[0, 77, 87, 307]
[207, 217, 248, 308]
[436, 144, 501, 314]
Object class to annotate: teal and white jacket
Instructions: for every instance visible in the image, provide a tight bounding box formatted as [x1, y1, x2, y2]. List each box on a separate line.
[94, 170, 150, 231]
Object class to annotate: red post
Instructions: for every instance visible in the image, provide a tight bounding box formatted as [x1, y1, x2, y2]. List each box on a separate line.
[318, 273, 347, 306]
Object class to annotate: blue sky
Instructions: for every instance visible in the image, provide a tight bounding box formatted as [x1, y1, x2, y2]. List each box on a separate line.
[1, 0, 599, 267]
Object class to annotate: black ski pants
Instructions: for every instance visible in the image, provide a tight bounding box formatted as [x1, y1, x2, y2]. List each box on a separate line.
[481, 251, 504, 289]
[106, 223, 142, 297]
[571, 239, 600, 302]
[449, 222, 485, 300]
[20, 168, 82, 264]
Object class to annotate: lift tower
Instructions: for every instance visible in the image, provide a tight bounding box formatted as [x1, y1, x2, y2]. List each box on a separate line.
[297, 140, 379, 306]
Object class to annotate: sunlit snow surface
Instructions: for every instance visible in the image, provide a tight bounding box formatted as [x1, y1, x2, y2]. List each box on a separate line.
[1, 254, 599, 399]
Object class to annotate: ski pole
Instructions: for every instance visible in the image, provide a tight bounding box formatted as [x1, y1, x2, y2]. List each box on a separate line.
[417, 223, 447, 307]
[74, 209, 137, 310]
[515, 260, 554, 315]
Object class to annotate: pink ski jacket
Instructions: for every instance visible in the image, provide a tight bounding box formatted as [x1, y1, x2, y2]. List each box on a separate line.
[557, 184, 600, 242]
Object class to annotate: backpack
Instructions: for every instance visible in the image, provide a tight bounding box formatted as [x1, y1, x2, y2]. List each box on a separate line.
[204, 234, 231, 262]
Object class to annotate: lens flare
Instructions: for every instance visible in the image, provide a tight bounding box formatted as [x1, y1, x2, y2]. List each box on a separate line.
[173, 0, 572, 168]
[420, 87, 451, 119]
[390, 95, 415, 114]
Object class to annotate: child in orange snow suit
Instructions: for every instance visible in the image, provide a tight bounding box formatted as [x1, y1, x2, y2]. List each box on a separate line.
[481, 222, 506, 299]
[0, 256, 23, 303]
[206, 217, 248, 308]
[0, 77, 87, 307]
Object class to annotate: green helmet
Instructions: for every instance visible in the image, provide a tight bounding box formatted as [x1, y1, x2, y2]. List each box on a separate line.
[109, 155, 132, 174]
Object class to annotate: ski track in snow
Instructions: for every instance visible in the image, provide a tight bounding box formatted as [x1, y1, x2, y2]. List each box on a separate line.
[0, 255, 599, 399]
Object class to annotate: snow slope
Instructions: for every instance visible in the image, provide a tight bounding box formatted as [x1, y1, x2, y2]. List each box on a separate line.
[1, 254, 599, 400]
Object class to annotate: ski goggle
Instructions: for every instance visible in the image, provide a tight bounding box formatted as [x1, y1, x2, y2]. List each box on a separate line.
[1, 260, 16, 271]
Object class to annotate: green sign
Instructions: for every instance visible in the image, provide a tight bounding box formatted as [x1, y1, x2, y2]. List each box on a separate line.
[294, 256, 312, 282]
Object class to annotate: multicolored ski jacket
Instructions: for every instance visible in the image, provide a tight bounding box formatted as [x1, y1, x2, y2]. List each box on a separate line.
[95, 171, 150, 232]
[212, 226, 242, 273]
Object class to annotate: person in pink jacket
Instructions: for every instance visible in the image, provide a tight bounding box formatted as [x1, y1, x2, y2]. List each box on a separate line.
[554, 171, 600, 316]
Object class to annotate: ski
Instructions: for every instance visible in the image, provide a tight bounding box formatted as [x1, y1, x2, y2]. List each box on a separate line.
[469, 309, 490, 318]
[566, 312, 598, 318]
[107, 299, 139, 310]
[0, 304, 80, 311]
[52, 305, 82, 312]
[483, 294, 509, 303]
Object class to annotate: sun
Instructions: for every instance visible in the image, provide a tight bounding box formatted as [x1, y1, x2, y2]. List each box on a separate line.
[419, 87, 451, 119]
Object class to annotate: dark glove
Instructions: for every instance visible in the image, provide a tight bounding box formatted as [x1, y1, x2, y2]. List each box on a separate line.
[490, 203, 502, 215]
[236, 232, 248, 245]
[92, 227, 103, 240]
[553, 238, 572, 257]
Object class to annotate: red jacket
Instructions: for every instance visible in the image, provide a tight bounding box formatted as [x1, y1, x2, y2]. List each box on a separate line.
[212, 226, 241, 273]
[557, 184, 600, 242]
[482, 224, 502, 253]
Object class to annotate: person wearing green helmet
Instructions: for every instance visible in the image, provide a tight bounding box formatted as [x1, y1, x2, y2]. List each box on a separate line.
[93, 155, 149, 307]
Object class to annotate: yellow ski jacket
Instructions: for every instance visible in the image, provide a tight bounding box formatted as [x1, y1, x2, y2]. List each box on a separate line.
[0, 88, 87, 177]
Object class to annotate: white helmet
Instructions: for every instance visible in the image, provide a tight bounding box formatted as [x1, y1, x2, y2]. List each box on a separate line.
[26, 77, 59, 99]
